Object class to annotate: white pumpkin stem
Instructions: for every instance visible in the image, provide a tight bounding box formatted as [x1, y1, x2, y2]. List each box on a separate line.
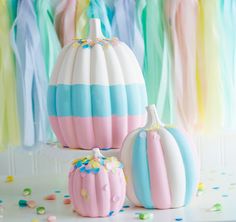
[92, 148, 104, 158]
[145, 104, 164, 129]
[88, 18, 105, 40]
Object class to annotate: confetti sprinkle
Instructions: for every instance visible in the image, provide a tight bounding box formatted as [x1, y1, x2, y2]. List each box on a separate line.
[47, 215, 57, 222]
[100, 148, 112, 150]
[36, 206, 46, 215]
[72, 38, 120, 49]
[63, 198, 71, 204]
[210, 203, 222, 212]
[175, 218, 183, 221]
[212, 186, 220, 190]
[103, 184, 108, 191]
[0, 200, 3, 204]
[44, 194, 56, 200]
[123, 205, 130, 208]
[64, 195, 70, 198]
[23, 188, 32, 196]
[72, 152, 123, 174]
[27, 200, 37, 209]
[81, 189, 88, 200]
[138, 212, 154, 220]
[5, 176, 14, 183]
[82, 44, 90, 49]
[18, 200, 27, 207]
[197, 182, 205, 191]
[112, 195, 120, 202]
[108, 211, 114, 217]
[54, 190, 61, 194]
[119, 209, 125, 212]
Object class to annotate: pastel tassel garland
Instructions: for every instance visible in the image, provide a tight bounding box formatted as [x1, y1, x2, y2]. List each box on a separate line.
[75, 0, 90, 39]
[35, 0, 61, 79]
[196, 0, 223, 131]
[140, 0, 174, 124]
[219, 0, 236, 129]
[0, 0, 20, 150]
[7, 0, 18, 23]
[55, 0, 76, 46]
[87, 0, 112, 38]
[35, 0, 61, 142]
[110, 0, 144, 67]
[11, 0, 49, 147]
[166, 0, 198, 131]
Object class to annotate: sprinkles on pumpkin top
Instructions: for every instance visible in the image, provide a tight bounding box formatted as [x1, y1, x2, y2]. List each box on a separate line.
[71, 149, 123, 174]
[72, 37, 120, 48]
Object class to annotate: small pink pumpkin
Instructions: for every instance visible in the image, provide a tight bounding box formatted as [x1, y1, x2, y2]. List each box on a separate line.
[69, 148, 126, 217]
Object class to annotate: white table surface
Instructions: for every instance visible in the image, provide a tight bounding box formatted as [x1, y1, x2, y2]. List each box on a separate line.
[1, 170, 236, 222]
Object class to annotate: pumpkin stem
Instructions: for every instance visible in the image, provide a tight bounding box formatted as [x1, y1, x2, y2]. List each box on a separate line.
[145, 104, 164, 129]
[92, 148, 105, 158]
[88, 18, 105, 40]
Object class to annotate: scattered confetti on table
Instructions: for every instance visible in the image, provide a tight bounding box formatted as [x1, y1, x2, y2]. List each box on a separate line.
[108, 210, 114, 217]
[212, 186, 220, 190]
[5, 176, 14, 183]
[27, 200, 37, 209]
[36, 206, 46, 215]
[63, 198, 71, 205]
[18, 200, 27, 207]
[44, 194, 57, 200]
[210, 203, 222, 212]
[23, 188, 32, 196]
[47, 215, 57, 222]
[138, 212, 154, 220]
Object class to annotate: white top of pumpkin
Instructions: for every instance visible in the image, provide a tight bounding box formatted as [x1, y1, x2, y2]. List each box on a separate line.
[50, 19, 145, 86]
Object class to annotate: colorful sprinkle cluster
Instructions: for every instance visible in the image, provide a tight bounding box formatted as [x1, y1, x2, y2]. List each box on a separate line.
[72, 37, 120, 49]
[72, 155, 123, 175]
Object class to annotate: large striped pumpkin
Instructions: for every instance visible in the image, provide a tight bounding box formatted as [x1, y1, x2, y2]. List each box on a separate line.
[120, 105, 199, 209]
[47, 19, 147, 149]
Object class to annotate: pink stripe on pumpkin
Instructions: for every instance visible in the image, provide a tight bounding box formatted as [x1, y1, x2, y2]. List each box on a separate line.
[147, 131, 171, 209]
[72, 170, 85, 215]
[49, 115, 145, 149]
[108, 168, 126, 214]
[95, 168, 111, 217]
[49, 117, 66, 146]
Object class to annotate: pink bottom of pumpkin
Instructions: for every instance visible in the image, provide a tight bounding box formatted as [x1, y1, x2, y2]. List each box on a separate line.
[49, 115, 145, 149]
[69, 168, 126, 217]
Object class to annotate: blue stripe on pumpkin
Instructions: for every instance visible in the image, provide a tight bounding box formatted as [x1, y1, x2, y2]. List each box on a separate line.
[47, 84, 147, 117]
[132, 131, 154, 208]
[166, 128, 198, 205]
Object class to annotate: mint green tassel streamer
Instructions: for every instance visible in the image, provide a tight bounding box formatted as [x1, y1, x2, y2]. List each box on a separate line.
[35, 0, 61, 79]
[138, 0, 173, 123]
[219, 0, 236, 130]
[35, 0, 61, 142]
[7, 0, 18, 23]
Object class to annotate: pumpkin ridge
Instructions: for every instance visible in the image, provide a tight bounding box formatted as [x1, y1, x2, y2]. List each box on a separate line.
[51, 45, 72, 146]
[69, 44, 80, 147]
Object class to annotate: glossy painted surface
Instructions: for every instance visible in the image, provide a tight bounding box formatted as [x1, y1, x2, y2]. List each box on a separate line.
[48, 40, 147, 149]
